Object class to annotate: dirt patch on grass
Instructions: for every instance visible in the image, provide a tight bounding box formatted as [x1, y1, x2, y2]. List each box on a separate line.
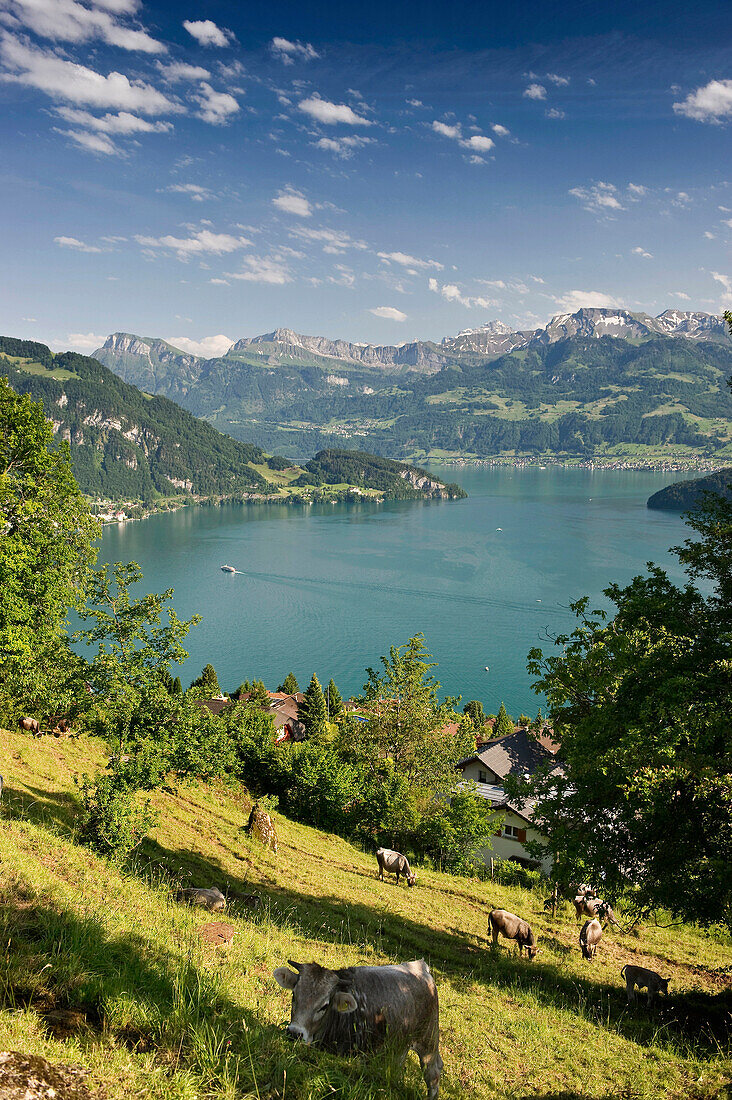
[0, 1051, 101, 1099]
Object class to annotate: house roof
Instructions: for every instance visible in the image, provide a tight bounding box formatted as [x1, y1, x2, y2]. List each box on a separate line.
[194, 697, 234, 716]
[458, 726, 559, 779]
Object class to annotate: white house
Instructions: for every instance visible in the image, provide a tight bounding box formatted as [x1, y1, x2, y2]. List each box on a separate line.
[456, 727, 562, 874]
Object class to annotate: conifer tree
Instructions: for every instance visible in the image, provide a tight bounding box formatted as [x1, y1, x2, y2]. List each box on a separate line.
[249, 678, 271, 707]
[189, 663, 220, 697]
[494, 702, 514, 738]
[300, 673, 328, 737]
[462, 700, 485, 729]
[278, 671, 299, 694]
[325, 678, 343, 717]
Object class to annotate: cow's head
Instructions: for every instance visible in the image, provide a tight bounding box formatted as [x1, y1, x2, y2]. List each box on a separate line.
[527, 944, 539, 960]
[273, 961, 356, 1044]
[406, 871, 416, 887]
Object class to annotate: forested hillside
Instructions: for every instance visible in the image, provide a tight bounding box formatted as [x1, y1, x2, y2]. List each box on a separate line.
[300, 449, 467, 497]
[0, 337, 274, 500]
[647, 467, 732, 511]
[95, 323, 732, 463]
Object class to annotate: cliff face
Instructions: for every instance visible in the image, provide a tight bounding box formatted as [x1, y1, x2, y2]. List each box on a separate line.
[231, 329, 448, 372]
[95, 333, 203, 398]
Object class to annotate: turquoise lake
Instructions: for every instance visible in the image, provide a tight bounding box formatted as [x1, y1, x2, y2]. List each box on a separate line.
[96, 466, 689, 715]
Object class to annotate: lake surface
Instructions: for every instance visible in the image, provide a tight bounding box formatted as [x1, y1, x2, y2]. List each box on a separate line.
[96, 466, 688, 715]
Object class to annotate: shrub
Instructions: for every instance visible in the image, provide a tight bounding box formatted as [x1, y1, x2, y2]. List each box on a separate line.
[76, 772, 157, 862]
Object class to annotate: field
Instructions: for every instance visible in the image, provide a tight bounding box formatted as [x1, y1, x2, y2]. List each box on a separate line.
[1, 729, 731, 1100]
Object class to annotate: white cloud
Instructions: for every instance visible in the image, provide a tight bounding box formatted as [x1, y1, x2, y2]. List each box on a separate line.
[670, 291, 691, 300]
[627, 182, 648, 197]
[314, 134, 374, 157]
[711, 271, 732, 305]
[432, 119, 461, 139]
[272, 187, 312, 217]
[60, 127, 119, 154]
[134, 228, 250, 259]
[462, 133, 494, 153]
[182, 19, 233, 47]
[569, 181, 623, 215]
[163, 183, 213, 201]
[192, 82, 239, 125]
[227, 255, 292, 284]
[673, 79, 732, 123]
[523, 83, 546, 100]
[377, 250, 442, 270]
[270, 36, 319, 63]
[554, 290, 621, 311]
[369, 306, 407, 321]
[298, 94, 372, 126]
[407, 98, 423, 107]
[491, 123, 510, 137]
[157, 60, 210, 82]
[55, 106, 172, 133]
[1, 34, 178, 113]
[428, 278, 498, 309]
[704, 230, 716, 239]
[545, 107, 565, 119]
[54, 235, 102, 252]
[631, 246, 653, 258]
[546, 73, 569, 86]
[66, 331, 106, 349]
[3, 0, 163, 53]
[164, 333, 233, 357]
[289, 226, 368, 253]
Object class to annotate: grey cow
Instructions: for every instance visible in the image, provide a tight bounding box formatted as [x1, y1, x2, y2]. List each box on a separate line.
[376, 847, 416, 887]
[574, 894, 619, 926]
[621, 964, 670, 1006]
[273, 958, 442, 1100]
[488, 908, 539, 959]
[580, 918, 603, 960]
[176, 886, 226, 911]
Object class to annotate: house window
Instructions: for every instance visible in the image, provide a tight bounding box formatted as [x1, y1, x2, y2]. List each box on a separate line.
[478, 770, 487, 783]
[504, 825, 526, 841]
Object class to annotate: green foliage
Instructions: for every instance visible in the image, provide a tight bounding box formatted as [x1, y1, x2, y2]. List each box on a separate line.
[493, 702, 514, 739]
[648, 468, 732, 512]
[415, 791, 496, 873]
[0, 377, 99, 716]
[277, 672, 299, 694]
[462, 699, 485, 729]
[189, 663, 221, 697]
[303, 449, 466, 499]
[0, 337, 271, 499]
[299, 673, 327, 737]
[525, 491, 732, 928]
[247, 678, 270, 707]
[76, 771, 156, 862]
[325, 677, 343, 717]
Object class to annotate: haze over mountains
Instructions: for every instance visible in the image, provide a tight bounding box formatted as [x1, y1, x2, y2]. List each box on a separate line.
[94, 308, 732, 464]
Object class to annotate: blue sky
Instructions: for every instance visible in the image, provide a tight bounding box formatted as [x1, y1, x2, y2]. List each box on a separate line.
[1, 0, 731, 355]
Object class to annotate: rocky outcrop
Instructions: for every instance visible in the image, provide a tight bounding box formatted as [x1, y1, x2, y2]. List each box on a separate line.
[245, 804, 278, 852]
[231, 329, 449, 373]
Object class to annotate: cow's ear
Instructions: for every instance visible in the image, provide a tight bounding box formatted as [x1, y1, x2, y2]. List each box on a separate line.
[333, 992, 357, 1014]
[273, 967, 299, 990]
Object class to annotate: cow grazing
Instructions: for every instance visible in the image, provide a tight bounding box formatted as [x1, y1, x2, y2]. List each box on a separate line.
[579, 918, 603, 960]
[18, 717, 40, 735]
[621, 964, 669, 1006]
[376, 847, 416, 887]
[488, 908, 539, 959]
[574, 893, 619, 926]
[176, 886, 226, 911]
[273, 959, 442, 1100]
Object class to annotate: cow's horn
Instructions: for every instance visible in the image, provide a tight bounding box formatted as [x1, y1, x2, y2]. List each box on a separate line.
[287, 959, 302, 971]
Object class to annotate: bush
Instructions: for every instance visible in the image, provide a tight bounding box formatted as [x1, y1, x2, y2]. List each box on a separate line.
[76, 772, 157, 862]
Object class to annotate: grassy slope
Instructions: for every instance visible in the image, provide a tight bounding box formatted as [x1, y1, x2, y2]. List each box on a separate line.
[1, 729, 730, 1100]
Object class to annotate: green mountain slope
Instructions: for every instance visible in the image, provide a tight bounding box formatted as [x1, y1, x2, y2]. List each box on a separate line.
[0, 337, 273, 500]
[647, 467, 732, 511]
[2, 728, 731, 1100]
[95, 324, 732, 463]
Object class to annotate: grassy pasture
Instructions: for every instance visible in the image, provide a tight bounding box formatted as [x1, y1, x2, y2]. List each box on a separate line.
[0, 729, 730, 1099]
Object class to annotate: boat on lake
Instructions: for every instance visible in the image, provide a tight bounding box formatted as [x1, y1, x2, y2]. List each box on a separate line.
[221, 565, 236, 573]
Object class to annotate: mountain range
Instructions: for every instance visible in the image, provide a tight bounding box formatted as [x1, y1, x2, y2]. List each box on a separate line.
[94, 308, 732, 464]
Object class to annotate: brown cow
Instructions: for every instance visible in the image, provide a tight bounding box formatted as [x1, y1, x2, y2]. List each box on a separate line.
[488, 908, 539, 959]
[580, 918, 603, 960]
[273, 958, 442, 1099]
[19, 717, 40, 735]
[376, 847, 416, 887]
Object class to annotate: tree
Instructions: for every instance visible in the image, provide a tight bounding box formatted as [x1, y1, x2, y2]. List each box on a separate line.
[299, 673, 328, 738]
[462, 700, 485, 729]
[0, 379, 99, 715]
[493, 702, 514, 739]
[325, 677, 344, 718]
[189, 663, 220, 697]
[249, 678, 271, 707]
[278, 672, 299, 694]
[524, 490, 732, 928]
[360, 635, 473, 794]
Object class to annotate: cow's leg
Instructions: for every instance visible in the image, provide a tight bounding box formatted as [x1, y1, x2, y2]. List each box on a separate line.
[490, 925, 498, 947]
[416, 1047, 442, 1100]
[378, 865, 383, 881]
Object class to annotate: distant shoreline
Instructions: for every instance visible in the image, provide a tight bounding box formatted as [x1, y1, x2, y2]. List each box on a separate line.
[424, 455, 724, 474]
